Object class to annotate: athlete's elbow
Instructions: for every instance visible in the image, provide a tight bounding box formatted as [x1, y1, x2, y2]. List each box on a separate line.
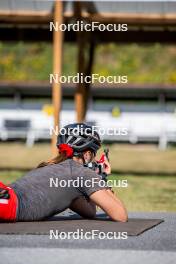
[81, 207, 97, 219]
[81, 210, 96, 219]
[86, 212, 96, 219]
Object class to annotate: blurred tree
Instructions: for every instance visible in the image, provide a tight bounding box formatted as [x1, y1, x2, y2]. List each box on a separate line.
[0, 42, 175, 84]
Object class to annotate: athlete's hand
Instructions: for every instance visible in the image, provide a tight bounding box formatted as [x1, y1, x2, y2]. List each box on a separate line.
[103, 156, 111, 175]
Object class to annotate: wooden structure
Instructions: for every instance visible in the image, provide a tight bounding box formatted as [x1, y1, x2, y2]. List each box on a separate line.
[0, 0, 176, 154]
[52, 1, 63, 154]
[1, 81, 176, 101]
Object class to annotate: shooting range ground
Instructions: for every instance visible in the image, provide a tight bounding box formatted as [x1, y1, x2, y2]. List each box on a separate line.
[0, 142, 176, 174]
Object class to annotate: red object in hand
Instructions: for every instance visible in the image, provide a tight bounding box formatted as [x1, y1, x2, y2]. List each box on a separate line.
[58, 143, 73, 158]
[97, 154, 105, 163]
[97, 153, 108, 170]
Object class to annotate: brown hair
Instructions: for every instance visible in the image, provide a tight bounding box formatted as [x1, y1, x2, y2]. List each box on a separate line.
[37, 152, 67, 168]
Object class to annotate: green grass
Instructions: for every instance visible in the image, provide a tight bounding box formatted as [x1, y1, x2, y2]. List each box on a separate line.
[0, 142, 175, 212]
[0, 170, 176, 212]
[0, 170, 24, 185]
[1, 142, 176, 174]
[110, 174, 176, 212]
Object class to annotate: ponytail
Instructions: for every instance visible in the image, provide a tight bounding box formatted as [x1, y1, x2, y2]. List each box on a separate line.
[37, 152, 67, 168]
[37, 143, 74, 168]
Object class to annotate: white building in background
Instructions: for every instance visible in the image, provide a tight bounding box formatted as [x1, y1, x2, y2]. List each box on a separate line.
[0, 82, 176, 150]
[0, 103, 176, 150]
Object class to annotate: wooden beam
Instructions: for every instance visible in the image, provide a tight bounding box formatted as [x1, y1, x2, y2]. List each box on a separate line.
[0, 26, 176, 43]
[1, 10, 176, 25]
[68, 12, 176, 25]
[51, 0, 63, 156]
[0, 11, 52, 24]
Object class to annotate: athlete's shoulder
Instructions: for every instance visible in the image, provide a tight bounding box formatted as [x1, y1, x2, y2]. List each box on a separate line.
[66, 159, 84, 168]
[68, 159, 98, 177]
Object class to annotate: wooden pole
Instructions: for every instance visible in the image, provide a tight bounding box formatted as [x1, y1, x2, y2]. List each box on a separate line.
[75, 30, 87, 122]
[75, 33, 95, 122]
[83, 40, 95, 118]
[51, 0, 63, 156]
[74, 2, 85, 122]
[74, 1, 94, 122]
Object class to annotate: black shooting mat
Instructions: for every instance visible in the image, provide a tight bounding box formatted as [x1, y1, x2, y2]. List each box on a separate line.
[0, 214, 164, 236]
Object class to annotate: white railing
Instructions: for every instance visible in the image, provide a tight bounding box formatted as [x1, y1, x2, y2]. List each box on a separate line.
[0, 109, 176, 149]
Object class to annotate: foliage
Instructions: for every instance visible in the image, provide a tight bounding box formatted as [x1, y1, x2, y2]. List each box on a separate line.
[0, 42, 176, 84]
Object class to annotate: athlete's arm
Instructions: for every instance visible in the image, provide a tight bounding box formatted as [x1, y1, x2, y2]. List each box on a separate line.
[70, 196, 96, 219]
[89, 189, 128, 222]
